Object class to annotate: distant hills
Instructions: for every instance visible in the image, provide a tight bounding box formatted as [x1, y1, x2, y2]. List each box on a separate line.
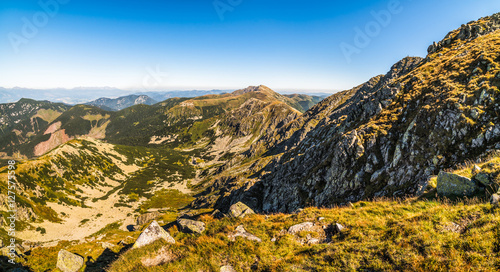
[85, 95, 158, 111]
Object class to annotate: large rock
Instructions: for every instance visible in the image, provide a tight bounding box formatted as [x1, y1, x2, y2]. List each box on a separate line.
[133, 220, 175, 249]
[56, 249, 84, 272]
[177, 219, 205, 234]
[228, 225, 262, 242]
[136, 211, 161, 225]
[436, 171, 477, 196]
[228, 202, 255, 219]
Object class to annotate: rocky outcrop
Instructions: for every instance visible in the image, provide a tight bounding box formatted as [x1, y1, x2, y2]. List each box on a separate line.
[56, 249, 84, 272]
[177, 219, 206, 234]
[133, 221, 175, 248]
[428, 13, 500, 54]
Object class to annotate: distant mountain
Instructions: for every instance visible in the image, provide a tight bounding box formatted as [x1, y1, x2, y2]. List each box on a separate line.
[85, 94, 158, 111]
[135, 90, 231, 101]
[0, 87, 132, 104]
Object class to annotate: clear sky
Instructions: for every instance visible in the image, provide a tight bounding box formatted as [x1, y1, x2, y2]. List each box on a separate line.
[1, 0, 500, 93]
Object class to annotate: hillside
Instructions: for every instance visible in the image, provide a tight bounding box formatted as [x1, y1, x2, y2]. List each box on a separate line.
[0, 99, 71, 159]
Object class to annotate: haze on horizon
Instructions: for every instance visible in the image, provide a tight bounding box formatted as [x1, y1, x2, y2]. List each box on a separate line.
[1, 0, 500, 93]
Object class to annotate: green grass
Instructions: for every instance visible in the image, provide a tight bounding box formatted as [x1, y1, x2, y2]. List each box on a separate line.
[137, 189, 195, 213]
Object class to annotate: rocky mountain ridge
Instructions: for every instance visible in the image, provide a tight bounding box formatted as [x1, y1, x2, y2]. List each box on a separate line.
[197, 13, 500, 213]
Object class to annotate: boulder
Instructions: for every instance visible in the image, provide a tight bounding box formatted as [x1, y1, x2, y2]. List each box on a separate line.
[177, 219, 205, 234]
[228, 202, 255, 219]
[56, 249, 84, 272]
[136, 211, 161, 225]
[288, 222, 315, 234]
[133, 220, 175, 249]
[228, 225, 262, 243]
[436, 171, 477, 196]
[491, 194, 500, 206]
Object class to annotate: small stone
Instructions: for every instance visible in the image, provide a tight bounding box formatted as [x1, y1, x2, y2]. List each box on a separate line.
[56, 249, 84, 272]
[335, 223, 345, 233]
[471, 165, 482, 176]
[491, 194, 500, 206]
[220, 265, 237, 272]
[177, 219, 206, 234]
[133, 220, 175, 248]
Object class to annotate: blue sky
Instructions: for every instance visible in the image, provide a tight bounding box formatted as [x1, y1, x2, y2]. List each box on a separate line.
[1, 0, 500, 93]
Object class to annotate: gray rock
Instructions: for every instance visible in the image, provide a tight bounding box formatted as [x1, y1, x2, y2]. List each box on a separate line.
[56, 249, 84, 272]
[228, 225, 262, 243]
[133, 220, 175, 248]
[136, 211, 161, 226]
[491, 194, 500, 206]
[228, 202, 255, 219]
[437, 171, 477, 196]
[177, 219, 205, 234]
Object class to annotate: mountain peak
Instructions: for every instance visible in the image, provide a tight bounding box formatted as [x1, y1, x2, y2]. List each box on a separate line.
[231, 85, 273, 95]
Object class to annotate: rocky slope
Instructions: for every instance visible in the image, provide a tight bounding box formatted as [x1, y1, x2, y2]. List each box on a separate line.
[0, 99, 70, 159]
[203, 12, 500, 213]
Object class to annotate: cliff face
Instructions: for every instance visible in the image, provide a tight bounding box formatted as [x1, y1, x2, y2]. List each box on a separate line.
[213, 13, 500, 213]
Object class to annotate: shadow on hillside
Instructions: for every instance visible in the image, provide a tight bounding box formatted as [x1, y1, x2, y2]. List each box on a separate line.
[84, 244, 133, 272]
[0, 255, 34, 271]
